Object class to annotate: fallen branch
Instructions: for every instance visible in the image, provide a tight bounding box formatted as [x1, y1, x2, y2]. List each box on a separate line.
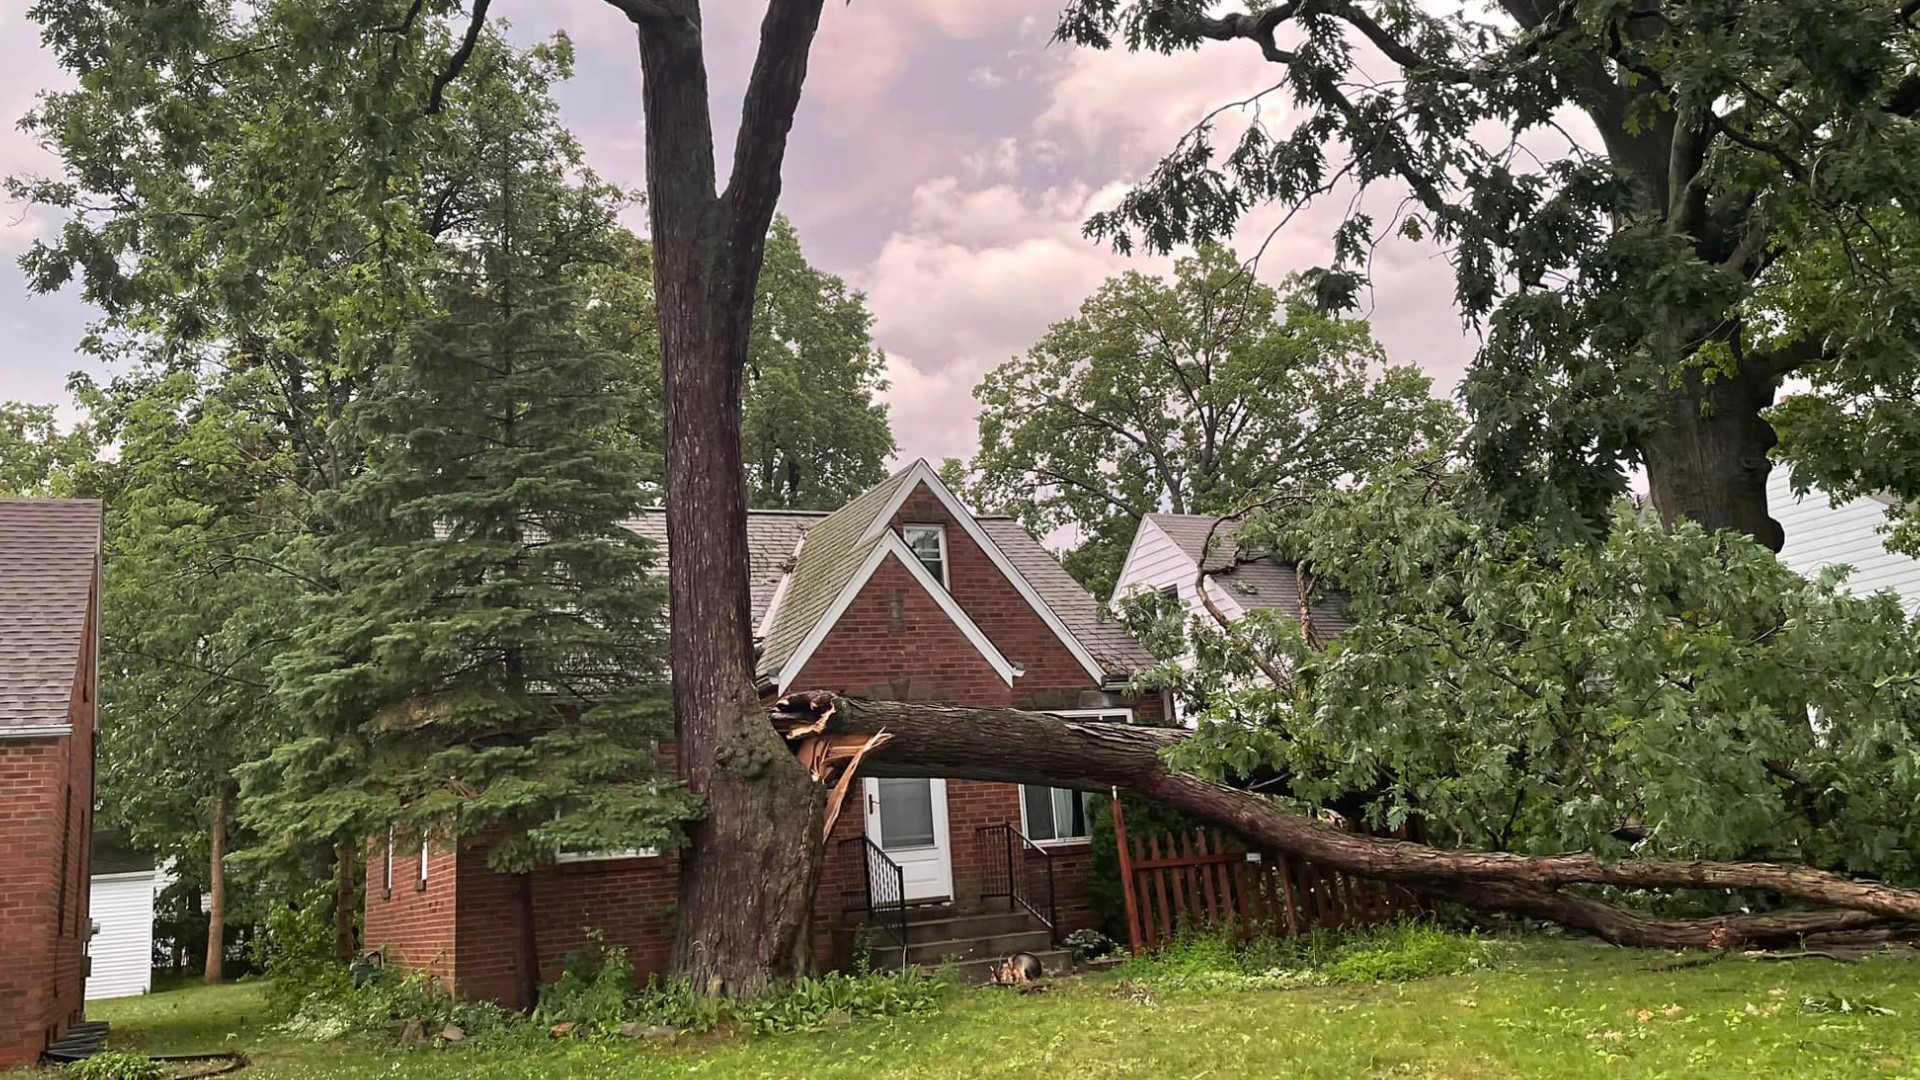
[772, 692, 1920, 947]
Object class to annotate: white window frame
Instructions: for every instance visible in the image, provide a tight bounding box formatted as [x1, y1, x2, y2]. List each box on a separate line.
[900, 523, 949, 588]
[1019, 708, 1134, 847]
[554, 847, 660, 865]
[417, 837, 430, 888]
[384, 826, 395, 897]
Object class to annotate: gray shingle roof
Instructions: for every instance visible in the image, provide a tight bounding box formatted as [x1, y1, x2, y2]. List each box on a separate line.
[0, 499, 100, 732]
[1145, 511, 1348, 636]
[1146, 512, 1243, 571]
[978, 517, 1155, 675]
[755, 469, 919, 680]
[621, 508, 823, 628]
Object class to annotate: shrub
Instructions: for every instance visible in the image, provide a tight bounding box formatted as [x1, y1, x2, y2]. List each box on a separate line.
[738, 969, 944, 1035]
[254, 888, 351, 1021]
[533, 934, 634, 1035]
[1064, 928, 1118, 962]
[69, 1052, 163, 1080]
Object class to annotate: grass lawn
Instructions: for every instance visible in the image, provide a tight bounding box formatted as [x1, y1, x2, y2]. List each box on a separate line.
[34, 938, 1920, 1079]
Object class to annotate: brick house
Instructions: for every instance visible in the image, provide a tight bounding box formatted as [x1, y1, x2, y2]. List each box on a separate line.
[363, 462, 1164, 999]
[0, 500, 103, 1067]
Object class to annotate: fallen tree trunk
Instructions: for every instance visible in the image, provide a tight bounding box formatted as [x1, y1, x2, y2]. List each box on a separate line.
[773, 693, 1919, 947]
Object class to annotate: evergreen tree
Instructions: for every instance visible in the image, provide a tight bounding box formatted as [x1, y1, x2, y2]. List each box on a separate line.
[250, 100, 690, 1009]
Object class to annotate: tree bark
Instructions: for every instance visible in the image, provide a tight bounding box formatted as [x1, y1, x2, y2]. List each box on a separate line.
[511, 872, 540, 1012]
[1642, 360, 1784, 552]
[625, 0, 830, 996]
[779, 694, 1920, 945]
[204, 790, 230, 984]
[333, 839, 359, 964]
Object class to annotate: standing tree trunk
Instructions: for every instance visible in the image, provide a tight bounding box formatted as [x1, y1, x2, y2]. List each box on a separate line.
[511, 873, 541, 1011]
[1642, 356, 1785, 552]
[622, 0, 830, 996]
[332, 839, 359, 964]
[203, 790, 230, 984]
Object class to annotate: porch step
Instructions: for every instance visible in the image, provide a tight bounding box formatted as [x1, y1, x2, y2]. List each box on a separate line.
[946, 948, 1074, 986]
[874, 926, 1054, 969]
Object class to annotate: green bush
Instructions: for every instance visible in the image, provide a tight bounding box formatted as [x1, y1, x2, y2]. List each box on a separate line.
[738, 969, 945, 1035]
[1117, 921, 1490, 992]
[254, 888, 351, 1021]
[68, 1052, 163, 1080]
[533, 933, 634, 1035]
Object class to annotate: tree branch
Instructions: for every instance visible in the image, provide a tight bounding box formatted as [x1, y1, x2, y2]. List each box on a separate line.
[427, 0, 493, 115]
[720, 0, 829, 304]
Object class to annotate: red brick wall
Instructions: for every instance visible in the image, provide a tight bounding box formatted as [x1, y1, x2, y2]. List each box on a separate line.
[362, 837, 458, 988]
[0, 583, 94, 1068]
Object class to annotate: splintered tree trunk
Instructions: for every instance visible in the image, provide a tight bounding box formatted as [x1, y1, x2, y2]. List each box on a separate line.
[1642, 359, 1785, 552]
[333, 839, 359, 964]
[512, 873, 541, 1012]
[204, 791, 230, 984]
[780, 695, 1920, 946]
[632, 0, 830, 997]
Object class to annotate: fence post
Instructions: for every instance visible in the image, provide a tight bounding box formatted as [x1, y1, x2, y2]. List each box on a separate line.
[1110, 787, 1144, 954]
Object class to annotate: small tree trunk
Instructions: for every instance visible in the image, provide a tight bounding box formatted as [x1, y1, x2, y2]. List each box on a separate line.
[512, 872, 540, 1012]
[1642, 360, 1784, 551]
[333, 839, 359, 964]
[204, 790, 231, 985]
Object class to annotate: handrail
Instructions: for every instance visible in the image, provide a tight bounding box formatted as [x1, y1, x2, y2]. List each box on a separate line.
[975, 823, 1058, 942]
[838, 835, 909, 969]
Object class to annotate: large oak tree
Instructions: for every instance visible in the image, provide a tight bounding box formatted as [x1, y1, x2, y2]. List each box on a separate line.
[1054, 0, 1920, 550]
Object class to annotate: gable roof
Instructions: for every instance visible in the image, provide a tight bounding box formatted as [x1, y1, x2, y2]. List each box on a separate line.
[1146, 512, 1243, 571]
[0, 499, 100, 736]
[1135, 512, 1348, 635]
[756, 469, 921, 681]
[775, 531, 1018, 692]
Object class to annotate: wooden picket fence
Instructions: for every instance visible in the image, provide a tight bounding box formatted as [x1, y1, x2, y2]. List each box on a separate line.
[1111, 794, 1422, 953]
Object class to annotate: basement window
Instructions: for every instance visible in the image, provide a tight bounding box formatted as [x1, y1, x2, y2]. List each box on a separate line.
[902, 524, 948, 587]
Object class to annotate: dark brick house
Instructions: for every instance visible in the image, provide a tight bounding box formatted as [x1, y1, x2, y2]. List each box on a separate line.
[0, 500, 102, 1067]
[363, 462, 1164, 999]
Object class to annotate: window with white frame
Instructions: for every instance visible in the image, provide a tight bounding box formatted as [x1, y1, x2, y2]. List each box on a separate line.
[555, 846, 660, 864]
[1020, 709, 1134, 844]
[901, 524, 948, 587]
[384, 826, 395, 897]
[418, 837, 431, 888]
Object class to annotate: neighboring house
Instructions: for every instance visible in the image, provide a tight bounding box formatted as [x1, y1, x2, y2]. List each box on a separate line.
[0, 500, 102, 1068]
[87, 834, 168, 1001]
[1769, 469, 1920, 612]
[363, 461, 1163, 999]
[1113, 512, 1348, 640]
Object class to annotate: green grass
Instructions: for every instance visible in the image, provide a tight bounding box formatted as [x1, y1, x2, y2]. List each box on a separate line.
[27, 938, 1920, 1079]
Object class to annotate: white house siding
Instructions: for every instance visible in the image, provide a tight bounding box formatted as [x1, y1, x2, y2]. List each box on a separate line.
[1111, 516, 1247, 620]
[1769, 470, 1920, 614]
[87, 871, 157, 1000]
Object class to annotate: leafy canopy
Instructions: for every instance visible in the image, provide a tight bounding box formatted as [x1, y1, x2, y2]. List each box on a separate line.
[1124, 472, 1920, 882]
[1056, 0, 1920, 542]
[969, 243, 1458, 594]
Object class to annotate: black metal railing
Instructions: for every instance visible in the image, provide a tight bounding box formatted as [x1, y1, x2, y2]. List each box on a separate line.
[840, 835, 908, 968]
[976, 823, 1058, 941]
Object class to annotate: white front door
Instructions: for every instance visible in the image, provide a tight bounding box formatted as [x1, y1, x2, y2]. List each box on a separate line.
[862, 777, 953, 902]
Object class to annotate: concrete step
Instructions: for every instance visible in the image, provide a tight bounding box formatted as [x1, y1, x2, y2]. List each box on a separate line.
[873, 927, 1054, 968]
[944, 948, 1074, 985]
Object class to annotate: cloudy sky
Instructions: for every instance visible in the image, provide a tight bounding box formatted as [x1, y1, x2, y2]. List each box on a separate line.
[0, 0, 1477, 465]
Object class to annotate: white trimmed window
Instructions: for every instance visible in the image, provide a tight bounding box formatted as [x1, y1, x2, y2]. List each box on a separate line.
[1021, 709, 1134, 845]
[901, 524, 949, 587]
[555, 847, 659, 864]
[418, 837, 430, 887]
[384, 826, 395, 896]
